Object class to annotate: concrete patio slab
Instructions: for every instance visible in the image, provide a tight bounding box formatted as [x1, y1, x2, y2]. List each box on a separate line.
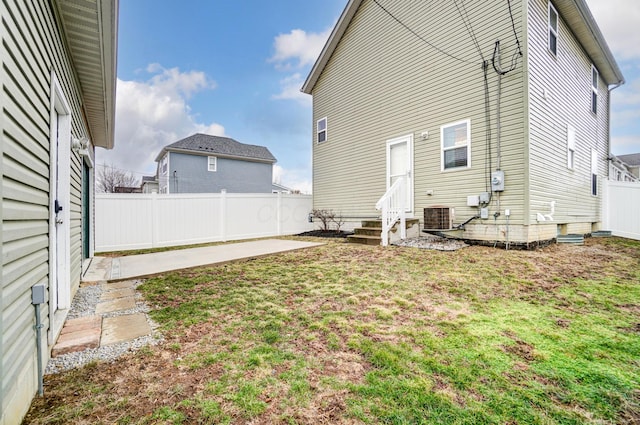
[101, 313, 151, 346]
[107, 239, 324, 281]
[81, 256, 111, 282]
[95, 297, 136, 314]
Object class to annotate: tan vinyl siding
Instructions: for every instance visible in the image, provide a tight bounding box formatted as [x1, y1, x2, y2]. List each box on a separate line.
[1, 0, 90, 422]
[312, 0, 527, 226]
[527, 0, 609, 226]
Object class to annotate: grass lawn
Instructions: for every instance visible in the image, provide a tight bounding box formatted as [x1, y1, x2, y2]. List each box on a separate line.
[26, 237, 639, 424]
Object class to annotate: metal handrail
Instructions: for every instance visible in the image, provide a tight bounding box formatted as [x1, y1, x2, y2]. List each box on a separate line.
[375, 176, 406, 246]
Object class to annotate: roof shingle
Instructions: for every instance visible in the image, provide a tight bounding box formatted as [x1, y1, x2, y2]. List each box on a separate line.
[158, 134, 276, 163]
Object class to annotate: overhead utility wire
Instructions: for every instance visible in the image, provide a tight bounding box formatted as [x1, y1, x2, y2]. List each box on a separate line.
[372, 0, 476, 65]
[492, 0, 523, 75]
[453, 0, 485, 62]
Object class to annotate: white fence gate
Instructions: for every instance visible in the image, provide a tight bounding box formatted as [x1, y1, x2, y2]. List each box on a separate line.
[95, 192, 314, 252]
[603, 180, 640, 240]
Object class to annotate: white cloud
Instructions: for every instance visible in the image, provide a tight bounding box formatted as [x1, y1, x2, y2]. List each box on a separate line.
[97, 65, 225, 175]
[586, 0, 640, 60]
[272, 73, 311, 106]
[273, 164, 312, 194]
[269, 28, 332, 69]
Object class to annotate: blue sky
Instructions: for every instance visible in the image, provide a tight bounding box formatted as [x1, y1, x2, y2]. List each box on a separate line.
[98, 0, 640, 193]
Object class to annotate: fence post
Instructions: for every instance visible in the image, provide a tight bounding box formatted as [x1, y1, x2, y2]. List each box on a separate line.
[151, 192, 158, 248]
[220, 189, 227, 242]
[277, 192, 282, 236]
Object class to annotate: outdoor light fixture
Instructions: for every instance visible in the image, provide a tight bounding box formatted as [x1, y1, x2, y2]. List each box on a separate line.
[71, 136, 90, 156]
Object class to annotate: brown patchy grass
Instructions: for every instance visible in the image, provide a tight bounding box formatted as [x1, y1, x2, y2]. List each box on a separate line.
[24, 237, 640, 424]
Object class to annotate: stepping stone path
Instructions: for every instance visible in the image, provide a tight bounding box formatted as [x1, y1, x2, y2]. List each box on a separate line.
[52, 280, 152, 356]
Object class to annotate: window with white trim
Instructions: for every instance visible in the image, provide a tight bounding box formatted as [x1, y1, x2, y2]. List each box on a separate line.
[591, 149, 598, 196]
[591, 65, 598, 114]
[208, 156, 217, 172]
[317, 117, 327, 143]
[548, 2, 558, 56]
[567, 124, 576, 169]
[441, 119, 471, 170]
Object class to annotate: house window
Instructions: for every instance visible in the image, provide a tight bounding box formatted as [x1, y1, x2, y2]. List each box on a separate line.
[317, 117, 327, 143]
[591, 66, 598, 114]
[591, 149, 598, 196]
[161, 157, 168, 174]
[548, 2, 558, 56]
[441, 119, 471, 170]
[208, 156, 217, 172]
[567, 125, 576, 169]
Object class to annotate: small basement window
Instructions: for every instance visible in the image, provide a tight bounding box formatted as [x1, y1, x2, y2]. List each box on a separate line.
[548, 2, 558, 56]
[208, 156, 217, 172]
[441, 119, 471, 170]
[317, 117, 327, 143]
[591, 65, 598, 114]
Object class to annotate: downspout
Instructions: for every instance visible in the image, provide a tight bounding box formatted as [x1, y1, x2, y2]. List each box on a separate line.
[603, 82, 623, 228]
[606, 82, 623, 173]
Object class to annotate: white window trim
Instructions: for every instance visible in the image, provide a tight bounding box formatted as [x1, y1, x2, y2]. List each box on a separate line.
[441, 119, 471, 171]
[591, 65, 598, 115]
[548, 2, 559, 56]
[208, 156, 217, 172]
[317, 117, 327, 143]
[567, 124, 576, 170]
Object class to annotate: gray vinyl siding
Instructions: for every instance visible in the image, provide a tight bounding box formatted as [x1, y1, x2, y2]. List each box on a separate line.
[312, 0, 527, 225]
[527, 0, 609, 225]
[168, 152, 275, 194]
[1, 0, 89, 422]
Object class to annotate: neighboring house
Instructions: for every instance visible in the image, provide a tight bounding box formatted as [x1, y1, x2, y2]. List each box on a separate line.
[141, 176, 159, 193]
[0, 1, 118, 423]
[610, 153, 640, 182]
[302, 0, 624, 245]
[272, 182, 294, 194]
[155, 134, 279, 194]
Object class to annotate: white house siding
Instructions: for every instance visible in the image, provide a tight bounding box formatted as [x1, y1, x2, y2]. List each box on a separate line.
[312, 1, 527, 231]
[527, 0, 609, 230]
[1, 0, 89, 422]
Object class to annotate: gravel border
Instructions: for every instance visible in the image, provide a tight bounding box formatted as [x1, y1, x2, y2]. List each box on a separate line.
[45, 280, 163, 375]
[392, 235, 468, 251]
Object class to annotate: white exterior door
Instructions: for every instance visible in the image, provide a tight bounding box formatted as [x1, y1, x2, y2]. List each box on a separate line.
[49, 75, 72, 342]
[386, 135, 413, 214]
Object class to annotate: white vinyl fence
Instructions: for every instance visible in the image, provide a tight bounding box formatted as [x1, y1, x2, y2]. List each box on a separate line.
[603, 180, 640, 240]
[95, 192, 314, 252]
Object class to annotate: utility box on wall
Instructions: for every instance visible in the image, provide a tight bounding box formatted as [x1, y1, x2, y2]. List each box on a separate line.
[491, 171, 505, 192]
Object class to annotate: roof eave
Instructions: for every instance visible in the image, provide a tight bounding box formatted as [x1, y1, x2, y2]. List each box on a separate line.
[56, 0, 119, 149]
[302, 0, 625, 92]
[161, 147, 277, 164]
[301, 0, 363, 94]
[555, 0, 624, 86]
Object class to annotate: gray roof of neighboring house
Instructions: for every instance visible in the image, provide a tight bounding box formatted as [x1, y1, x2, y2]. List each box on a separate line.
[155, 134, 277, 163]
[617, 153, 640, 166]
[141, 175, 156, 183]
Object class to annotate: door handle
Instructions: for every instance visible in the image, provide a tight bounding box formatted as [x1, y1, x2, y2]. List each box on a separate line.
[55, 200, 63, 214]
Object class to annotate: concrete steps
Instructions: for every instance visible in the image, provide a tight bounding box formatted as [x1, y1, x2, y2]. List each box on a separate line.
[348, 219, 420, 245]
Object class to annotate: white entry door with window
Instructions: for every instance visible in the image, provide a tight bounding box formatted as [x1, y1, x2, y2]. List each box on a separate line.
[386, 135, 414, 214]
